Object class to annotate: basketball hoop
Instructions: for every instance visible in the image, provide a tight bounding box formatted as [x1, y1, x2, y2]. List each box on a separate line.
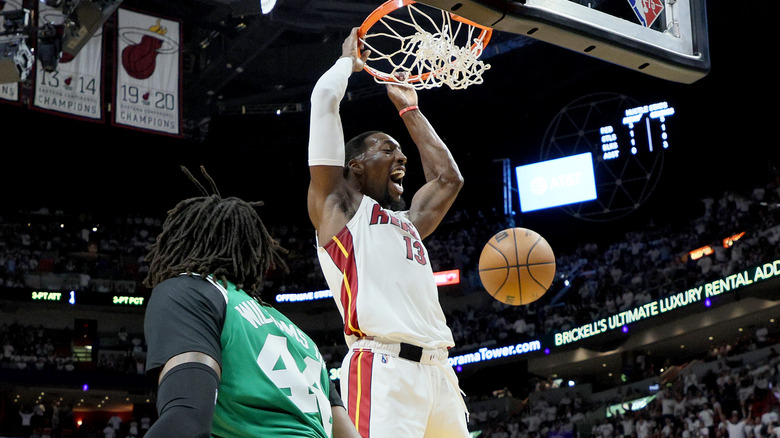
[357, 0, 493, 90]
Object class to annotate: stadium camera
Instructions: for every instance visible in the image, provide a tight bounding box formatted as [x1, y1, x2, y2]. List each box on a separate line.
[0, 35, 34, 83]
[0, 9, 31, 35]
[0, 8, 34, 84]
[61, 0, 125, 59]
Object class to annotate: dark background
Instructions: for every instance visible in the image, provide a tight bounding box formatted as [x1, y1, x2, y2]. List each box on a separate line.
[0, 0, 774, 256]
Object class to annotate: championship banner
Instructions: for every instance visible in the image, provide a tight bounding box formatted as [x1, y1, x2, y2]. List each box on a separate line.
[31, 2, 104, 121]
[113, 8, 181, 136]
[0, 81, 20, 103]
[0, 0, 24, 103]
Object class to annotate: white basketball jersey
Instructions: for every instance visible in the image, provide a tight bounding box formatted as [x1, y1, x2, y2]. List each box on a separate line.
[316, 195, 455, 349]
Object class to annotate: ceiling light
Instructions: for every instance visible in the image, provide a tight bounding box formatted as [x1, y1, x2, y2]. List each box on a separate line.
[261, 0, 277, 14]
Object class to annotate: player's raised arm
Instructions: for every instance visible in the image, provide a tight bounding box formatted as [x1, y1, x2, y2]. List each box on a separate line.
[385, 77, 464, 239]
[307, 28, 368, 240]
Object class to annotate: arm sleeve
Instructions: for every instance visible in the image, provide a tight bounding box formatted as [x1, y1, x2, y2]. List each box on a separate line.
[308, 57, 353, 167]
[329, 379, 344, 407]
[144, 362, 219, 438]
[144, 275, 226, 382]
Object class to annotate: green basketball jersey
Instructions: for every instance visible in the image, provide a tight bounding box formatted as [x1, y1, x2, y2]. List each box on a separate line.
[211, 280, 333, 437]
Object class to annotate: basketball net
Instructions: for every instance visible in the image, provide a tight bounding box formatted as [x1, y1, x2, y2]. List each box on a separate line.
[359, 1, 492, 90]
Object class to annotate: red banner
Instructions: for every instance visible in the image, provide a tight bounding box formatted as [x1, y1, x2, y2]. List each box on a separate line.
[112, 8, 182, 136]
[32, 2, 105, 121]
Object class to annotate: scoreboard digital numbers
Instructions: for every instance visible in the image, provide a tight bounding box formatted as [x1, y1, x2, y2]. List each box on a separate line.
[112, 295, 145, 305]
[31, 291, 64, 301]
[540, 93, 677, 221]
[599, 101, 676, 162]
[26, 290, 146, 306]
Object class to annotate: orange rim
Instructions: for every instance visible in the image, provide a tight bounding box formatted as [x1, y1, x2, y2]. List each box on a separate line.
[357, 0, 492, 83]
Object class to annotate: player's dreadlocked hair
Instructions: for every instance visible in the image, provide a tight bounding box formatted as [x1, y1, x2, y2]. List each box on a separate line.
[143, 165, 287, 305]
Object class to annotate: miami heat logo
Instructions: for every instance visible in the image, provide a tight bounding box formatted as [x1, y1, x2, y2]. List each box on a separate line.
[119, 18, 178, 80]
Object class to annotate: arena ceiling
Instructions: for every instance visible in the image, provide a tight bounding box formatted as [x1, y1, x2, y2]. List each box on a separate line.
[123, 0, 385, 123]
[111, 0, 630, 139]
[100, 0, 766, 144]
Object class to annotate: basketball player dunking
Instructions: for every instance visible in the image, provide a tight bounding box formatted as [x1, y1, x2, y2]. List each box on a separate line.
[307, 28, 470, 437]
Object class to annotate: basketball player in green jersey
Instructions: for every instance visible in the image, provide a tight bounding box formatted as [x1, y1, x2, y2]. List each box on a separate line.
[143, 166, 361, 438]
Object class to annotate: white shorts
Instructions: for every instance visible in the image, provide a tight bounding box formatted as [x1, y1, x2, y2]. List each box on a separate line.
[339, 338, 469, 438]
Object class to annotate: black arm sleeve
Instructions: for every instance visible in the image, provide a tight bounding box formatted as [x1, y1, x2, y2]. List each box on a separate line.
[144, 275, 226, 382]
[145, 362, 219, 438]
[329, 379, 344, 408]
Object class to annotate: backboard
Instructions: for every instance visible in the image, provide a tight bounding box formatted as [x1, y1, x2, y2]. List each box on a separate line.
[418, 0, 710, 84]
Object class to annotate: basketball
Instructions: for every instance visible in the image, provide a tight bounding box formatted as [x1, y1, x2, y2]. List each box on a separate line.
[478, 227, 556, 306]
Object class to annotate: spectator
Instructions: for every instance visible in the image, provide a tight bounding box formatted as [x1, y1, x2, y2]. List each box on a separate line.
[128, 418, 139, 437]
[117, 327, 129, 346]
[718, 408, 752, 438]
[698, 403, 716, 438]
[19, 406, 34, 436]
[103, 422, 116, 438]
[107, 413, 122, 433]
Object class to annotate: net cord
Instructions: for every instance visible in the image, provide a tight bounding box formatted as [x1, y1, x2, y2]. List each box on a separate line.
[360, 4, 491, 90]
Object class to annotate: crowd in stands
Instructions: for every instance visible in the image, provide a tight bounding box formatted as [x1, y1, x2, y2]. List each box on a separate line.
[1, 162, 778, 437]
[3, 165, 779, 352]
[16, 329, 776, 438]
[95, 328, 147, 377]
[10, 401, 153, 438]
[1, 322, 146, 378]
[470, 332, 780, 438]
[0, 211, 159, 294]
[1, 322, 76, 374]
[443, 164, 780, 356]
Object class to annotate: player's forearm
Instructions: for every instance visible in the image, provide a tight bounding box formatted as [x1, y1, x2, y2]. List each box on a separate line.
[332, 406, 362, 438]
[400, 109, 463, 187]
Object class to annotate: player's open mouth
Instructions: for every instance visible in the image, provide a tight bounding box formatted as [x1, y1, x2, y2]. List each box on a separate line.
[390, 168, 405, 194]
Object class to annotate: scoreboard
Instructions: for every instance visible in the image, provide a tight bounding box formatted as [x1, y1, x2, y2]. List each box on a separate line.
[599, 101, 676, 162]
